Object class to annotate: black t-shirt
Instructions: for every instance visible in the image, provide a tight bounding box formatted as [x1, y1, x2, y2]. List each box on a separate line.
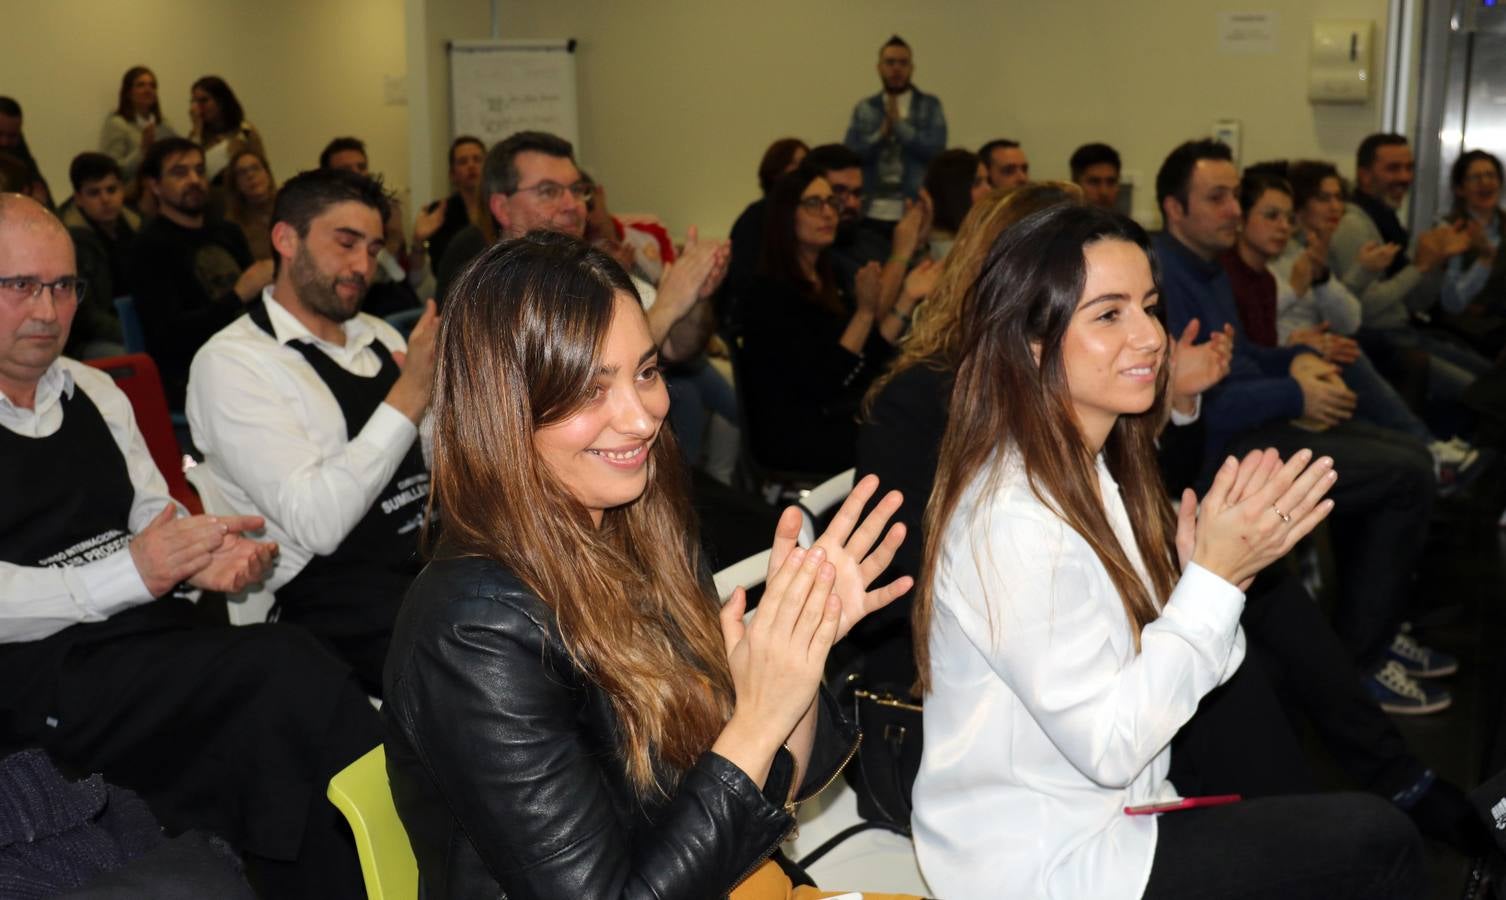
[128, 216, 252, 407]
[738, 274, 893, 475]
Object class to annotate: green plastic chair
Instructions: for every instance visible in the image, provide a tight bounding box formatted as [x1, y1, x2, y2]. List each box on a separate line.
[327, 745, 419, 900]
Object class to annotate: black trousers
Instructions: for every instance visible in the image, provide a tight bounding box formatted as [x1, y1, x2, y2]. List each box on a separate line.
[275, 565, 410, 698]
[1143, 792, 1426, 899]
[1171, 573, 1424, 803]
[10, 599, 382, 900]
[1224, 419, 1433, 669]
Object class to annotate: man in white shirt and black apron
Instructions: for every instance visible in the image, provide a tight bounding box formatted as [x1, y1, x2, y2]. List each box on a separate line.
[187, 168, 438, 695]
[0, 193, 383, 898]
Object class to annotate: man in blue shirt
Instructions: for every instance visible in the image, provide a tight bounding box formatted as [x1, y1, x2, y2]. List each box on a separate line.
[1154, 138, 1447, 715]
[843, 35, 946, 228]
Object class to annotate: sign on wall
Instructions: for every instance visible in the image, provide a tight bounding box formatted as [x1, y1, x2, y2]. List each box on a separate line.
[449, 39, 579, 151]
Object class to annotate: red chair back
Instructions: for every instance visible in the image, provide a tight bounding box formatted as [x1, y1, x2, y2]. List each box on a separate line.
[85, 354, 203, 515]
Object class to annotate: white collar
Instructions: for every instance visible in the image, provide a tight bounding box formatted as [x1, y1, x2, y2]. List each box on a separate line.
[0, 359, 75, 416]
[261, 287, 376, 354]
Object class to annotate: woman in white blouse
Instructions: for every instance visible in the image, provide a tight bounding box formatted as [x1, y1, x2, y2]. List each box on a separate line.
[910, 203, 1425, 899]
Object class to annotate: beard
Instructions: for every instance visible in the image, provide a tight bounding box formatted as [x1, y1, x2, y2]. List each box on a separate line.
[290, 243, 367, 323]
[160, 184, 206, 216]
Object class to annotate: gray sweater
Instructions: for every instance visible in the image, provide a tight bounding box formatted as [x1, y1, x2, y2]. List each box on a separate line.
[1330, 202, 1443, 330]
[98, 114, 178, 181]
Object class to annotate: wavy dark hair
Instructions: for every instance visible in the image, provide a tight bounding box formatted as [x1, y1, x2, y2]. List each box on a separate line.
[915, 204, 1177, 691]
[115, 66, 163, 121]
[429, 231, 731, 796]
[757, 137, 808, 195]
[1450, 149, 1505, 222]
[1286, 160, 1342, 212]
[1238, 170, 1292, 218]
[191, 76, 245, 138]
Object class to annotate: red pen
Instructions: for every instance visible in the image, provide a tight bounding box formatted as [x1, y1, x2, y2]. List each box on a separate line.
[1124, 794, 1242, 815]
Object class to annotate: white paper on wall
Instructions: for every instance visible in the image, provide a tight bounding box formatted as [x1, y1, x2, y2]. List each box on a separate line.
[449, 40, 579, 151]
[1218, 12, 1279, 54]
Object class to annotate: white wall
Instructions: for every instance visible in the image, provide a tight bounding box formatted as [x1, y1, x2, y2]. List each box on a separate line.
[407, 0, 494, 203]
[473, 0, 1394, 234]
[5, 0, 412, 209]
[6, 1, 1402, 238]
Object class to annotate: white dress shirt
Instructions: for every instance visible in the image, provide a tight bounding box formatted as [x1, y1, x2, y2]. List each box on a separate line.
[912, 451, 1246, 900]
[0, 359, 168, 643]
[186, 288, 418, 591]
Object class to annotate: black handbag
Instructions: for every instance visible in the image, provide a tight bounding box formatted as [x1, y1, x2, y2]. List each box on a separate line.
[797, 675, 921, 869]
[847, 678, 923, 830]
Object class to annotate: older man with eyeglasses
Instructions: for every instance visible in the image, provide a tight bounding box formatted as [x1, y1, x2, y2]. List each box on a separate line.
[430, 131, 728, 364]
[0, 192, 385, 899]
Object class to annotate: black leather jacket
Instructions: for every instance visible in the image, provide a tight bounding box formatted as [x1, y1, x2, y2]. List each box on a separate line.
[383, 555, 861, 899]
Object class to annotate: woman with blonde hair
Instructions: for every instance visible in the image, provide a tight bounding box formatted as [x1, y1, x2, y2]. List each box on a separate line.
[383, 231, 923, 899]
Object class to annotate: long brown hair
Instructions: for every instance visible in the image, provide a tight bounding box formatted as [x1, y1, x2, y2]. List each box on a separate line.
[116, 66, 163, 122]
[914, 204, 1178, 692]
[429, 231, 733, 795]
[865, 182, 1081, 411]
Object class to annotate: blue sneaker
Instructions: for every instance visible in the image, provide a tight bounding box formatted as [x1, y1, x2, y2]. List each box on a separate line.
[1365, 661, 1452, 715]
[1386, 632, 1458, 678]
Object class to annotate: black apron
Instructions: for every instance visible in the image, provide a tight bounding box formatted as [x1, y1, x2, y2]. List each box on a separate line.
[0, 377, 381, 867]
[0, 387, 188, 745]
[246, 300, 427, 691]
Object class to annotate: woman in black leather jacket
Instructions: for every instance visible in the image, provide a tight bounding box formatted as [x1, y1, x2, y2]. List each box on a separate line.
[383, 232, 921, 899]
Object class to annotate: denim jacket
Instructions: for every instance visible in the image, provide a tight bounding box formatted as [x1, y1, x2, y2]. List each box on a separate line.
[843, 87, 947, 209]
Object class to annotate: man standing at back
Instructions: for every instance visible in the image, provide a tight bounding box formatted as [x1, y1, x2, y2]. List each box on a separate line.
[187, 168, 438, 695]
[844, 35, 946, 232]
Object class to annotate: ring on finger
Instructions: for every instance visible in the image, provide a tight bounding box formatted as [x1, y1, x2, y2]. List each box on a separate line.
[1271, 504, 1292, 523]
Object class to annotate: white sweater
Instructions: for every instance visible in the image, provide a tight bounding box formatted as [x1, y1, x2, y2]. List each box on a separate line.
[912, 452, 1246, 900]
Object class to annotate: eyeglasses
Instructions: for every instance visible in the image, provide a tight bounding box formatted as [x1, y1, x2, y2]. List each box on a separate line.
[0, 275, 86, 304]
[510, 180, 594, 204]
[798, 196, 843, 214]
[1464, 171, 1502, 186]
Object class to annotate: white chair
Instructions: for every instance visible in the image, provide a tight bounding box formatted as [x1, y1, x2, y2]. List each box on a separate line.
[712, 549, 772, 603]
[184, 464, 278, 625]
[710, 469, 855, 602]
[793, 468, 856, 548]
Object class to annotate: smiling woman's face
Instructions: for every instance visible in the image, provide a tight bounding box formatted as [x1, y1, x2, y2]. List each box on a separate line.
[1059, 239, 1165, 449]
[533, 293, 669, 526]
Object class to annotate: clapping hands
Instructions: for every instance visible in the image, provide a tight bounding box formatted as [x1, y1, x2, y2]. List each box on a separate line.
[1175, 448, 1337, 590]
